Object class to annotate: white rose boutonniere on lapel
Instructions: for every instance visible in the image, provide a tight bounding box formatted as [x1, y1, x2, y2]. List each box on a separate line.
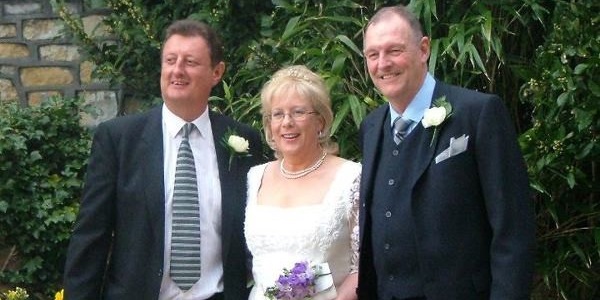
[422, 96, 453, 147]
[221, 128, 251, 170]
[227, 135, 249, 153]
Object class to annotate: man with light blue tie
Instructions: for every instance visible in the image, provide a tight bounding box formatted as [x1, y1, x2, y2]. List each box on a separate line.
[64, 19, 265, 299]
[357, 5, 535, 300]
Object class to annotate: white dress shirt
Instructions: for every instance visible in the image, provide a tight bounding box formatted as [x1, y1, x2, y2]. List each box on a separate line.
[159, 104, 224, 299]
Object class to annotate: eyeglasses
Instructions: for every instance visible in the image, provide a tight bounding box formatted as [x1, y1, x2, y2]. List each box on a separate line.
[269, 109, 318, 122]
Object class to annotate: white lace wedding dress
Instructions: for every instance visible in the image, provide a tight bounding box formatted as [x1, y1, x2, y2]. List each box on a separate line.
[245, 161, 361, 300]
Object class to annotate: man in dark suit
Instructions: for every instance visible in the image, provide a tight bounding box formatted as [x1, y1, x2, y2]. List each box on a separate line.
[64, 20, 264, 299]
[357, 5, 535, 300]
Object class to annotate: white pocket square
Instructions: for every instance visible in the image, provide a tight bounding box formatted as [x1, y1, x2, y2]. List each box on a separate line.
[435, 134, 469, 164]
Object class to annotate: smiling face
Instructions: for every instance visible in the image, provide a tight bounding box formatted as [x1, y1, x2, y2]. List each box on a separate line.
[363, 13, 430, 111]
[269, 87, 324, 161]
[160, 34, 224, 120]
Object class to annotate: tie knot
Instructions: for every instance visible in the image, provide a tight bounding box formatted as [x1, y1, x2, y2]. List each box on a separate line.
[392, 116, 412, 145]
[393, 117, 412, 135]
[182, 123, 194, 138]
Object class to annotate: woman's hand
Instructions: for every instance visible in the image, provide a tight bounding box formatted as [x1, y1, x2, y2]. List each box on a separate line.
[335, 272, 358, 300]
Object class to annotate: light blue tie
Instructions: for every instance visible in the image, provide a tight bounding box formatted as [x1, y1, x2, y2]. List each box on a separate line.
[392, 116, 412, 145]
[170, 123, 201, 291]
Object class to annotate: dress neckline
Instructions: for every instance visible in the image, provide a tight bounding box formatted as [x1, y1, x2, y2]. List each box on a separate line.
[250, 161, 355, 209]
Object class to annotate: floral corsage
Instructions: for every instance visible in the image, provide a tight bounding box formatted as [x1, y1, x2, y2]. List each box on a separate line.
[422, 96, 453, 147]
[264, 261, 333, 300]
[221, 128, 250, 170]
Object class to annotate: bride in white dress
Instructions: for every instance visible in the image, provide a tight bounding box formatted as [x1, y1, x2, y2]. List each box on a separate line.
[245, 65, 360, 300]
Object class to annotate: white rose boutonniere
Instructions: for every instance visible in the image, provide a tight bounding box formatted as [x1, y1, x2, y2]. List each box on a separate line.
[422, 96, 453, 147]
[221, 128, 251, 170]
[227, 135, 249, 153]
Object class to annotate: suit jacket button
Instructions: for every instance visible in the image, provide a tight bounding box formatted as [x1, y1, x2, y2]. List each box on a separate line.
[388, 275, 395, 281]
[392, 149, 399, 156]
[385, 211, 392, 218]
[384, 243, 390, 250]
[388, 179, 395, 185]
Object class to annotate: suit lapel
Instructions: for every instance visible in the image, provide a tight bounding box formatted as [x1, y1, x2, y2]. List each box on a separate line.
[363, 85, 449, 204]
[404, 123, 436, 188]
[208, 111, 236, 259]
[362, 105, 388, 203]
[141, 106, 166, 248]
[209, 111, 230, 180]
[405, 86, 448, 188]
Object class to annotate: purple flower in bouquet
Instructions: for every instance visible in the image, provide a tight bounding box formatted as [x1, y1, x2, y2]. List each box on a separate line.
[264, 261, 318, 299]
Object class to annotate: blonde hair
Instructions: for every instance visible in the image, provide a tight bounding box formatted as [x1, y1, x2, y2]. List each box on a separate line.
[260, 65, 338, 158]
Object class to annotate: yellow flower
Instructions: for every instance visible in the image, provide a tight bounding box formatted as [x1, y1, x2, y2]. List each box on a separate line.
[54, 289, 64, 300]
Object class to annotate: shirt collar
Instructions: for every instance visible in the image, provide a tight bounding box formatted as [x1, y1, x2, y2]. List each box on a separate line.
[389, 73, 436, 126]
[162, 103, 210, 138]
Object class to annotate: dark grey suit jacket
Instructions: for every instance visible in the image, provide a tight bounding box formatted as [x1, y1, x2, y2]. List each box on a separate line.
[64, 106, 264, 300]
[357, 82, 535, 300]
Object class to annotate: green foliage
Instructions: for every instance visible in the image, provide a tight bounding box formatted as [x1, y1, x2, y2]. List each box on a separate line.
[0, 97, 91, 297]
[415, 0, 548, 131]
[520, 1, 600, 298]
[214, 0, 375, 159]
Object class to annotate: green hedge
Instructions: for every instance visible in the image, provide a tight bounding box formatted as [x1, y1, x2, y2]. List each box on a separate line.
[0, 97, 91, 298]
[520, 1, 600, 298]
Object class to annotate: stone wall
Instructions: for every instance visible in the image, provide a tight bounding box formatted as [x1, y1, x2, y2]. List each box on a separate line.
[0, 0, 117, 126]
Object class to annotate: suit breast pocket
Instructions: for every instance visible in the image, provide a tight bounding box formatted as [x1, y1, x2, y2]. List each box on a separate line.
[434, 134, 470, 164]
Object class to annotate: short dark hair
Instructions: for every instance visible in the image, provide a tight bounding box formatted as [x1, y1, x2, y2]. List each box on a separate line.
[364, 5, 424, 41]
[163, 19, 224, 66]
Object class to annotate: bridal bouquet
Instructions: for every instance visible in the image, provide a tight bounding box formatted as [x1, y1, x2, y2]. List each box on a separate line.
[264, 261, 329, 300]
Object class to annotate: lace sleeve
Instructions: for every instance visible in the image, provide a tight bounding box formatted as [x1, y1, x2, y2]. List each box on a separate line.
[348, 171, 361, 274]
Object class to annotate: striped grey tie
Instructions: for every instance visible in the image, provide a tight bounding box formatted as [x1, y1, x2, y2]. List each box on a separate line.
[393, 116, 412, 145]
[170, 123, 201, 291]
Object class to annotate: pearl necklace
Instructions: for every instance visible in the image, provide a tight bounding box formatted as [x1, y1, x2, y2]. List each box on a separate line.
[280, 151, 327, 179]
